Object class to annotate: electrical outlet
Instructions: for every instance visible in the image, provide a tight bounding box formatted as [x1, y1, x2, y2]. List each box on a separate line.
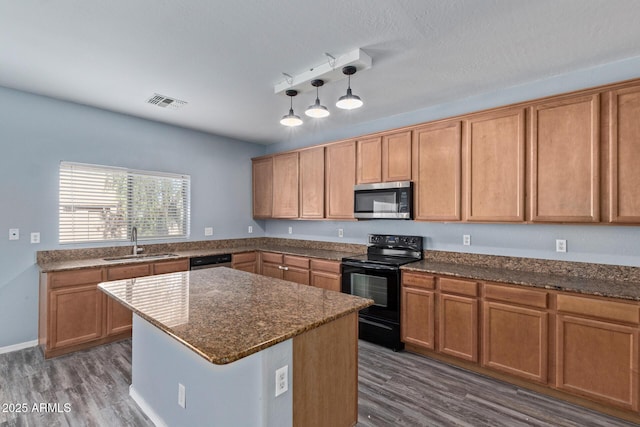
[204, 227, 213, 236]
[463, 235, 471, 246]
[275, 365, 288, 397]
[338, 228, 344, 238]
[248, 225, 253, 234]
[178, 383, 186, 408]
[288, 227, 292, 234]
[30, 232, 40, 244]
[556, 239, 567, 253]
[9, 229, 19, 241]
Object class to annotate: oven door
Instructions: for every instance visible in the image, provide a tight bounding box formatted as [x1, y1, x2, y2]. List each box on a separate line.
[341, 261, 400, 323]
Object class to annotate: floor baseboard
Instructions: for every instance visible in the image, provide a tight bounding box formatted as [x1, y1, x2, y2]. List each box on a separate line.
[0, 339, 38, 355]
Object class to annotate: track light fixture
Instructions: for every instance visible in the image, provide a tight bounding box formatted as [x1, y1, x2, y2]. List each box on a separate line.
[336, 66, 363, 110]
[305, 80, 330, 118]
[280, 89, 303, 127]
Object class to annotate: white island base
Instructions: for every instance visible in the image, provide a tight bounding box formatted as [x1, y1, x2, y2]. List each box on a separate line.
[129, 313, 358, 427]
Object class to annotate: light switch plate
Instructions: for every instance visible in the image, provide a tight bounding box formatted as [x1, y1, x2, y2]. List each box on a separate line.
[9, 229, 19, 241]
[204, 227, 213, 236]
[248, 225, 253, 234]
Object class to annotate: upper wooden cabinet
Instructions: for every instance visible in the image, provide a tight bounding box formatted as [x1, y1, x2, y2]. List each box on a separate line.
[356, 136, 382, 184]
[412, 121, 462, 221]
[465, 108, 525, 222]
[272, 152, 299, 218]
[299, 147, 325, 219]
[356, 131, 412, 184]
[608, 84, 640, 223]
[325, 140, 356, 219]
[530, 94, 600, 222]
[382, 130, 412, 182]
[252, 157, 273, 219]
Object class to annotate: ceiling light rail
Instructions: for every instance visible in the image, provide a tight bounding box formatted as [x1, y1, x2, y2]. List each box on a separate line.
[274, 48, 371, 95]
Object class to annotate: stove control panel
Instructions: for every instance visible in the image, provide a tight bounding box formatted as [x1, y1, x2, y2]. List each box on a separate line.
[368, 234, 423, 251]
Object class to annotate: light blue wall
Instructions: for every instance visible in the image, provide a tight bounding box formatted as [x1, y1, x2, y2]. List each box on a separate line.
[264, 56, 640, 267]
[0, 86, 266, 348]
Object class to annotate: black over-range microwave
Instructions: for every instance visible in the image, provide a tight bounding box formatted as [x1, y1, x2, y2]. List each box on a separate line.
[353, 181, 413, 219]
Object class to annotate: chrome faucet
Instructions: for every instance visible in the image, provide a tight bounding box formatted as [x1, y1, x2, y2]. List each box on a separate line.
[131, 226, 143, 255]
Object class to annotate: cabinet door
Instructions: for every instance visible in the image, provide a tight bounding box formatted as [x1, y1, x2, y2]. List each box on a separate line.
[300, 147, 325, 219]
[438, 294, 478, 362]
[413, 121, 462, 221]
[482, 301, 548, 383]
[252, 157, 273, 218]
[609, 85, 640, 222]
[106, 263, 151, 281]
[401, 287, 435, 349]
[382, 130, 412, 182]
[556, 315, 638, 410]
[325, 141, 356, 219]
[233, 262, 257, 274]
[153, 259, 189, 275]
[105, 296, 132, 336]
[530, 94, 600, 222]
[284, 267, 310, 285]
[50, 284, 103, 349]
[310, 271, 340, 292]
[357, 136, 382, 184]
[273, 152, 299, 218]
[466, 108, 525, 221]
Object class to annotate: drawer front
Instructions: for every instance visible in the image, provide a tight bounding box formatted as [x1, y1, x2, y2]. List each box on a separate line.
[484, 283, 548, 309]
[556, 294, 640, 325]
[261, 252, 283, 264]
[439, 277, 478, 297]
[106, 263, 151, 281]
[402, 272, 435, 290]
[153, 259, 189, 275]
[284, 255, 310, 269]
[50, 268, 103, 288]
[233, 252, 257, 264]
[310, 259, 341, 274]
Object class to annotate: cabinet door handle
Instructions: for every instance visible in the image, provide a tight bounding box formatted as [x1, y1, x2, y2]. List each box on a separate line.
[278, 265, 289, 271]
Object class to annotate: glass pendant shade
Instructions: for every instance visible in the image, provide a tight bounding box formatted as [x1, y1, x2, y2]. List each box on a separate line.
[280, 89, 303, 127]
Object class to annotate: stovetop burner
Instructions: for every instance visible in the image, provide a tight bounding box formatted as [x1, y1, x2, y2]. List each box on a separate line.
[341, 253, 419, 267]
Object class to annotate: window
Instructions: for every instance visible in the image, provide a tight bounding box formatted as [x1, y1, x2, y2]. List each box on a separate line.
[59, 162, 190, 243]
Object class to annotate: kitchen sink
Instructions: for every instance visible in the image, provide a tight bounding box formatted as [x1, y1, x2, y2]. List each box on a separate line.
[103, 253, 179, 262]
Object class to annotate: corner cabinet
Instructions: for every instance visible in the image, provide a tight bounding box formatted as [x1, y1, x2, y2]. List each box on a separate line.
[232, 252, 258, 273]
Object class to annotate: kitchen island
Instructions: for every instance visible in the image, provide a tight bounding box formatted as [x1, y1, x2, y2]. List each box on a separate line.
[98, 267, 372, 427]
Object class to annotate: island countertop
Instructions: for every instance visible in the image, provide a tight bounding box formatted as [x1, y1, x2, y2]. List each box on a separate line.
[98, 267, 373, 365]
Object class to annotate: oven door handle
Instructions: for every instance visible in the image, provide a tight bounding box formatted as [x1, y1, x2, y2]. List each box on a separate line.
[341, 261, 398, 271]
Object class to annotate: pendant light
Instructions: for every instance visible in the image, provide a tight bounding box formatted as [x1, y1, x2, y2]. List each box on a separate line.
[280, 89, 303, 127]
[305, 79, 330, 118]
[336, 66, 363, 110]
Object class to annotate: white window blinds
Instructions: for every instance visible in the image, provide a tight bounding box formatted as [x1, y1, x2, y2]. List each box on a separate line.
[59, 162, 190, 243]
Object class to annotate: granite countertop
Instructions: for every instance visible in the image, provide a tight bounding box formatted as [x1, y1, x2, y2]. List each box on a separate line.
[403, 260, 640, 301]
[38, 244, 358, 273]
[98, 267, 373, 364]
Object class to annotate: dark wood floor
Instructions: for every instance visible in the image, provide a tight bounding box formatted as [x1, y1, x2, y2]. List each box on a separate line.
[0, 340, 636, 426]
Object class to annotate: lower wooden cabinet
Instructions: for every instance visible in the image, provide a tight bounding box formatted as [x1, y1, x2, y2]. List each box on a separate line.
[40, 258, 189, 358]
[555, 293, 640, 410]
[401, 273, 436, 350]
[310, 259, 341, 292]
[49, 284, 103, 349]
[232, 252, 257, 273]
[438, 277, 478, 362]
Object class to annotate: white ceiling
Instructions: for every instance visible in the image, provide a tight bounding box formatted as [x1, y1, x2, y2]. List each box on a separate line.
[2, 1, 640, 145]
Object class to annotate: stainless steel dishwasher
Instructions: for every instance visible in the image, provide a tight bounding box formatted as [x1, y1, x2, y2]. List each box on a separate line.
[189, 254, 232, 270]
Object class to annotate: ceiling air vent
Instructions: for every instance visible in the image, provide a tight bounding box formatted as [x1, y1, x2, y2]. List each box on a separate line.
[146, 93, 187, 110]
